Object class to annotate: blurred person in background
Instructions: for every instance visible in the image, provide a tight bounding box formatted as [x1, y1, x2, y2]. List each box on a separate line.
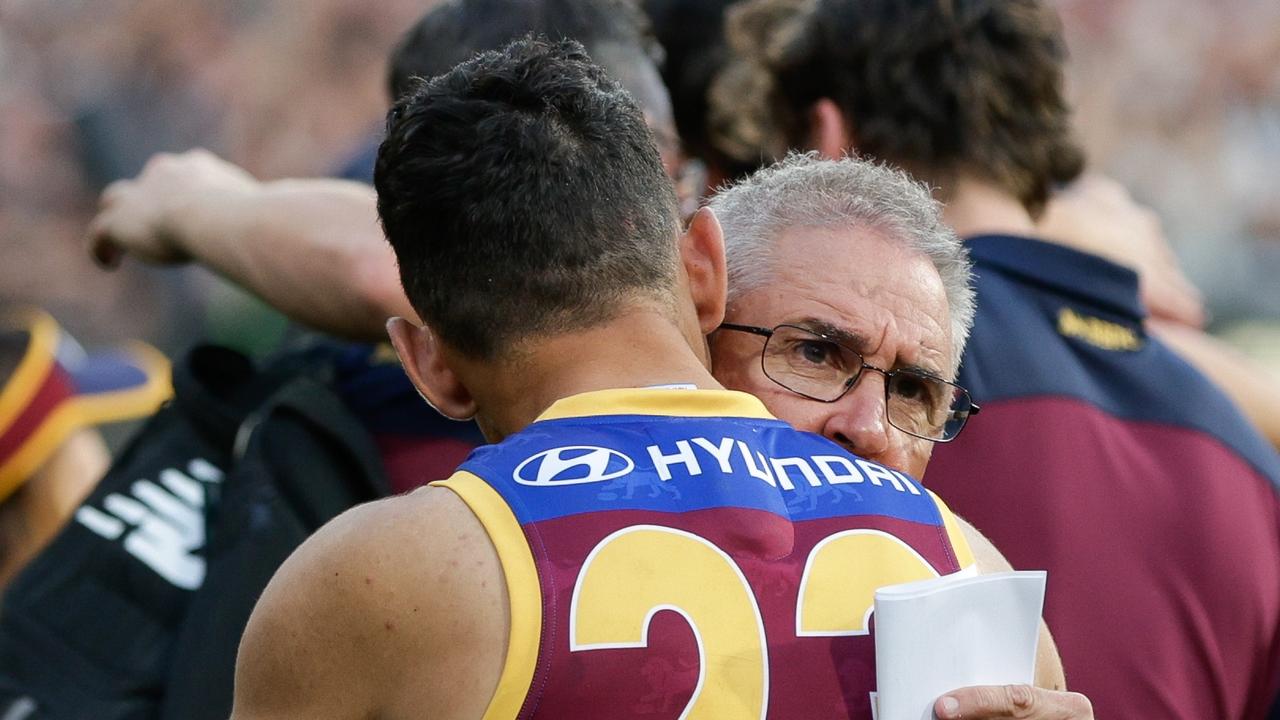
[0, 1, 206, 357]
[0, 307, 169, 590]
[86, 0, 684, 343]
[630, 0, 1280, 453]
[706, 0, 1280, 718]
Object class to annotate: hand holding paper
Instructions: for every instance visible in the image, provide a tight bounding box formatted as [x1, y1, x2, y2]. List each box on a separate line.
[873, 571, 1047, 720]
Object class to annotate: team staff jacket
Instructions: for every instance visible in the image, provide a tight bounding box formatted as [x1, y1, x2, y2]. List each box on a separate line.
[436, 388, 976, 719]
[928, 235, 1280, 720]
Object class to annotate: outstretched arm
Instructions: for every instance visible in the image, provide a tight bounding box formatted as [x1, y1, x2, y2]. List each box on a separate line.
[87, 150, 415, 340]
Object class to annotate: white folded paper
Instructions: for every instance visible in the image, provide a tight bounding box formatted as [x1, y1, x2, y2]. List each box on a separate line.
[873, 570, 1047, 720]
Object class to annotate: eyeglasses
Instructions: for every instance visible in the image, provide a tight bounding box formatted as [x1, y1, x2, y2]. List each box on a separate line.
[717, 323, 980, 442]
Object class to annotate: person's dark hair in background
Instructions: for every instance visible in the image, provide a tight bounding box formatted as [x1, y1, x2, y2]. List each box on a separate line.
[344, 0, 683, 193]
[375, 36, 680, 360]
[388, 0, 661, 102]
[711, 0, 1084, 216]
[641, 0, 755, 187]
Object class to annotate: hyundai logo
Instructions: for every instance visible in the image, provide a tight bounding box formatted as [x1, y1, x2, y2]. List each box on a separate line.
[513, 446, 635, 486]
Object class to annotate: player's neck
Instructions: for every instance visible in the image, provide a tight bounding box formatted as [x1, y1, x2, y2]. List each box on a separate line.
[468, 309, 721, 441]
[941, 175, 1038, 239]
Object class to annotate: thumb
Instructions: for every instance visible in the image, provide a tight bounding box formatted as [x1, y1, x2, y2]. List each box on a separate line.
[86, 217, 124, 269]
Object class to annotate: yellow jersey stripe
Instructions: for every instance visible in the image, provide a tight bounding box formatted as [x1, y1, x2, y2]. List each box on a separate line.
[536, 388, 774, 422]
[927, 489, 978, 572]
[71, 341, 173, 427]
[432, 471, 542, 719]
[0, 310, 58, 433]
[0, 401, 81, 503]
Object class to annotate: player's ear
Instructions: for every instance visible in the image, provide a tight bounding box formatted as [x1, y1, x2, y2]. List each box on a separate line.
[808, 98, 855, 159]
[679, 207, 727, 334]
[386, 317, 477, 421]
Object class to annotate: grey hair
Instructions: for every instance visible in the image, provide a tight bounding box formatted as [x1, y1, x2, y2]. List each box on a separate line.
[709, 153, 975, 376]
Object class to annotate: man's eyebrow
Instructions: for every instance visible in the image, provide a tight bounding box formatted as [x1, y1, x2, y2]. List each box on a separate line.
[796, 318, 868, 349]
[797, 317, 946, 378]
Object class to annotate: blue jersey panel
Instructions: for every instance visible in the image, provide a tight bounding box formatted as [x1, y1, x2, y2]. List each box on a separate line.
[459, 413, 943, 527]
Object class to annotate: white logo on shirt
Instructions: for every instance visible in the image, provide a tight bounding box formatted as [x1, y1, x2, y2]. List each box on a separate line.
[74, 458, 224, 590]
[513, 446, 635, 486]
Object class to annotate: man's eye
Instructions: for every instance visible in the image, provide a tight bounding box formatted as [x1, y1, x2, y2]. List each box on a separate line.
[893, 374, 932, 402]
[795, 340, 839, 366]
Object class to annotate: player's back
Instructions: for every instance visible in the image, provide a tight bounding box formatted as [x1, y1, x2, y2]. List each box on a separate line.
[435, 388, 975, 719]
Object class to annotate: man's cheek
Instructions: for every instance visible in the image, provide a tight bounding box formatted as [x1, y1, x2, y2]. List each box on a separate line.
[904, 440, 935, 479]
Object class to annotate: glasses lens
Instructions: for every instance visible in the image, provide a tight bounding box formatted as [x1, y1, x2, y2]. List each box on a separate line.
[760, 325, 859, 401]
[885, 372, 973, 441]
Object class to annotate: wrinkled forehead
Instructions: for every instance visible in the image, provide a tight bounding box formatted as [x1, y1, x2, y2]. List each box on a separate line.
[732, 224, 955, 375]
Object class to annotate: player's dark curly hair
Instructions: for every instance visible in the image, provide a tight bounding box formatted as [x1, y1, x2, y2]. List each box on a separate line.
[710, 0, 1085, 215]
[375, 37, 680, 360]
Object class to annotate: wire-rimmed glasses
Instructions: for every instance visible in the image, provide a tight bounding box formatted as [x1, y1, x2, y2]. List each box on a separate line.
[718, 322, 980, 442]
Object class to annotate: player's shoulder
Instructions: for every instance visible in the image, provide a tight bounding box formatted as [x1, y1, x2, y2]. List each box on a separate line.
[234, 485, 494, 716]
[244, 481, 488, 655]
[276, 485, 478, 606]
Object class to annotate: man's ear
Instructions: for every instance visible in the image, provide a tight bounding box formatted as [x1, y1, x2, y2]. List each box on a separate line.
[808, 98, 855, 159]
[679, 207, 728, 334]
[386, 317, 477, 421]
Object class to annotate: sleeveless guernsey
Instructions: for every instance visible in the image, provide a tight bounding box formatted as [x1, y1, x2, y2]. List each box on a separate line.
[437, 388, 975, 720]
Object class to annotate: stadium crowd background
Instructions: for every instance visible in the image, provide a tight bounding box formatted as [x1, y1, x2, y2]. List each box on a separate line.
[2, 0, 1279, 376]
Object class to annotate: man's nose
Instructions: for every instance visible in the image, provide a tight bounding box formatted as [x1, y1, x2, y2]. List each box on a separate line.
[820, 378, 891, 460]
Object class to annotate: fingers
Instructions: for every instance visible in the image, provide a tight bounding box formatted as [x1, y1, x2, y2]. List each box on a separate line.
[86, 182, 132, 269]
[86, 218, 123, 269]
[1068, 174, 1129, 207]
[1040, 174, 1210, 328]
[935, 684, 1093, 719]
[82, 152, 200, 268]
[1138, 258, 1208, 328]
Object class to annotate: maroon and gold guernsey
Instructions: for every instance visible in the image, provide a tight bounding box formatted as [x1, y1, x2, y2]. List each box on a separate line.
[434, 388, 976, 719]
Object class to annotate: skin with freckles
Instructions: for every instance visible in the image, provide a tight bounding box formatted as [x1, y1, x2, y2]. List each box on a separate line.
[710, 223, 950, 479]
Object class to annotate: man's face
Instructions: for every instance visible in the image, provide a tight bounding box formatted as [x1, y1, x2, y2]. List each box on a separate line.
[709, 224, 954, 479]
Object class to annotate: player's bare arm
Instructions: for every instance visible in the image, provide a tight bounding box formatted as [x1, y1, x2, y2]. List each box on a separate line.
[230, 486, 505, 720]
[87, 149, 412, 340]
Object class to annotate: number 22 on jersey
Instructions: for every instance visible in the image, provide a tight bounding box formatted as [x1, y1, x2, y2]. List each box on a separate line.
[570, 524, 940, 719]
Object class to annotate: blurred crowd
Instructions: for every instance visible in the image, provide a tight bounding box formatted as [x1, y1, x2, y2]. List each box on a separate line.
[2, 0, 1278, 366]
[0, 0, 422, 354]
